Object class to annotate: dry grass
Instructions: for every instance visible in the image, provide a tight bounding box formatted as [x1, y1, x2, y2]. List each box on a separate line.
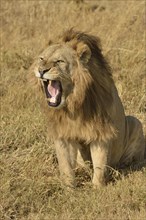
[0, 1, 146, 219]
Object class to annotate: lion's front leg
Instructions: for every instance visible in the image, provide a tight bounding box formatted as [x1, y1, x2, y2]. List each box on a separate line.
[90, 141, 108, 188]
[54, 139, 78, 188]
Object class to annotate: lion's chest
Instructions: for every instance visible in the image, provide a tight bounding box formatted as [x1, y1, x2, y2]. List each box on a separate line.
[49, 115, 99, 143]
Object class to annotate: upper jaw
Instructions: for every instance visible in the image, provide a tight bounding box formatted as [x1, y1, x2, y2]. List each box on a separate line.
[35, 70, 60, 81]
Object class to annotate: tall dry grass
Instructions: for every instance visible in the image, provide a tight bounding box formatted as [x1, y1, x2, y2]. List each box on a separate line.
[0, 1, 146, 219]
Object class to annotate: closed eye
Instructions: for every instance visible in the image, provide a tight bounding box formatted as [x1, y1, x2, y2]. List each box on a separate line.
[56, 60, 65, 63]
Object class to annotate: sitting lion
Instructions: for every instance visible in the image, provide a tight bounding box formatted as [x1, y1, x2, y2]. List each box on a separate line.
[33, 29, 145, 187]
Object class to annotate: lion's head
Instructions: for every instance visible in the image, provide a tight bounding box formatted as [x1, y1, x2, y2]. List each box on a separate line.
[34, 29, 114, 119]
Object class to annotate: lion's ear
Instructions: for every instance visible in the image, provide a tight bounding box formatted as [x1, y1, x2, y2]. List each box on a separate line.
[76, 42, 91, 63]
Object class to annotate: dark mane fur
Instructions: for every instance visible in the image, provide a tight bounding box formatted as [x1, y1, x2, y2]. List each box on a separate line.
[62, 28, 112, 76]
[61, 29, 114, 122]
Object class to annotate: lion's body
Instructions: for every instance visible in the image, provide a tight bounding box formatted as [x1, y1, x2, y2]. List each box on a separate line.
[33, 29, 145, 187]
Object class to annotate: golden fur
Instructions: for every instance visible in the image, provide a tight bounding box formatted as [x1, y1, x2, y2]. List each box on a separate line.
[32, 29, 145, 187]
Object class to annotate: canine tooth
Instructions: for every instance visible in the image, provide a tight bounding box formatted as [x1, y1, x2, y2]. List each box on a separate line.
[50, 97, 56, 103]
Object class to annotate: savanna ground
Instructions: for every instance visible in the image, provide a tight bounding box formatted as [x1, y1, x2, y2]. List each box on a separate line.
[0, 0, 146, 219]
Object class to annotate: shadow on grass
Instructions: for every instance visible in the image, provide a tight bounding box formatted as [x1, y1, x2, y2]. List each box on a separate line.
[107, 159, 146, 184]
[73, 157, 146, 188]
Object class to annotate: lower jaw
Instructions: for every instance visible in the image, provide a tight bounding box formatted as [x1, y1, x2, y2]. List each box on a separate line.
[48, 98, 66, 109]
[48, 101, 59, 107]
[45, 97, 62, 108]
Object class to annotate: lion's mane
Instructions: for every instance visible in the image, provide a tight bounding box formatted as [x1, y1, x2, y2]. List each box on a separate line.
[39, 29, 116, 143]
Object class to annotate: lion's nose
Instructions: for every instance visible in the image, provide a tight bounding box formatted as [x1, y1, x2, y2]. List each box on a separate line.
[39, 69, 50, 79]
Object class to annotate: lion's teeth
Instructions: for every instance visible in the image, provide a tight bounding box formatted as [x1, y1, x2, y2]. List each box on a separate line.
[50, 97, 56, 103]
[46, 97, 56, 103]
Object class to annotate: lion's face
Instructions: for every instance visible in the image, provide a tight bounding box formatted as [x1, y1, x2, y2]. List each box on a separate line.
[34, 44, 77, 109]
[34, 42, 91, 109]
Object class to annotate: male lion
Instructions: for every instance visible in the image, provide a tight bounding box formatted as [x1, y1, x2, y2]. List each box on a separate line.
[33, 29, 145, 188]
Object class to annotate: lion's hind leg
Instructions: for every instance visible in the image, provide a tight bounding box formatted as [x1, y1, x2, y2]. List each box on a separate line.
[119, 116, 145, 167]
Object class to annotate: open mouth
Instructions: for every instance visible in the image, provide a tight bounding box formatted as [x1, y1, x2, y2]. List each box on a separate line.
[43, 80, 62, 107]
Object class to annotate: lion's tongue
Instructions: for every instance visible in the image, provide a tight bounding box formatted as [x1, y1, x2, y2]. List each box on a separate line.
[47, 81, 60, 103]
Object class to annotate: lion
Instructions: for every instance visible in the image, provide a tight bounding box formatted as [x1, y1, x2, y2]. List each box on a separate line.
[33, 29, 145, 188]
